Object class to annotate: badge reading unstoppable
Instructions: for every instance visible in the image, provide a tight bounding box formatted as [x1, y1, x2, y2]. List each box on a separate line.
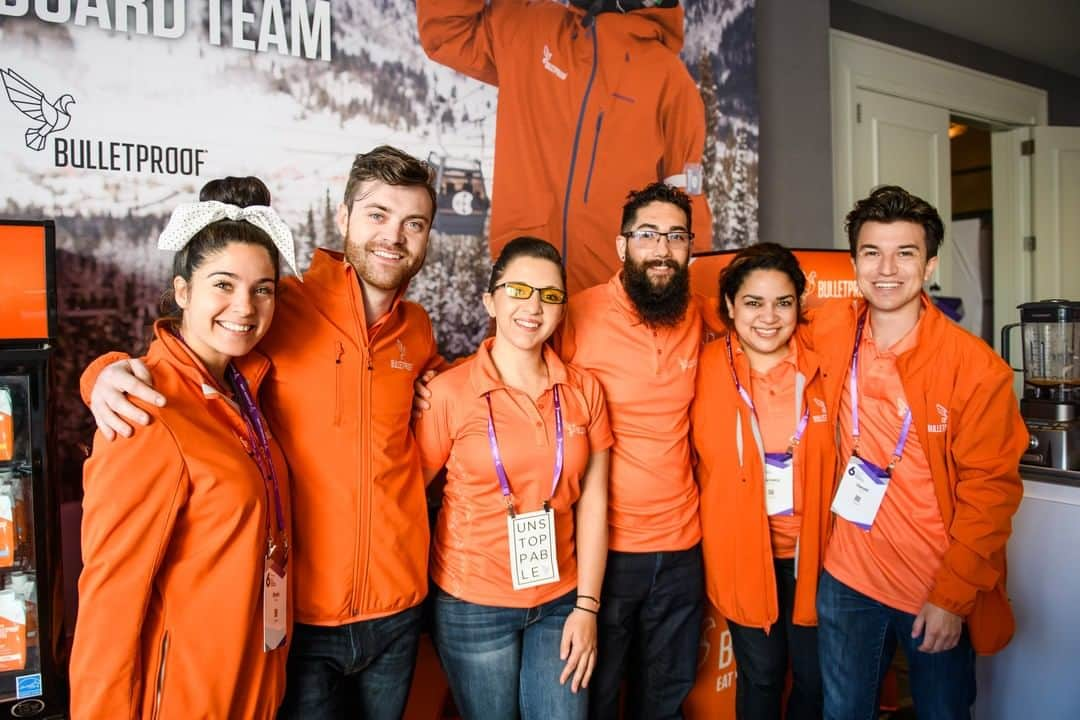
[486, 387, 565, 591]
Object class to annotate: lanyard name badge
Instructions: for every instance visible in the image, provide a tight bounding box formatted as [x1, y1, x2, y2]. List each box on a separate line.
[486, 387, 563, 591]
[830, 316, 913, 530]
[726, 337, 808, 517]
[226, 364, 288, 652]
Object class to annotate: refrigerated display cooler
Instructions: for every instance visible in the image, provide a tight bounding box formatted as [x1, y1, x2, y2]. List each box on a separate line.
[0, 220, 66, 718]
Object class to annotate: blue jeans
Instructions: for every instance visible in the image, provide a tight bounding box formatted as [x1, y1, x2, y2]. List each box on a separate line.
[589, 545, 705, 720]
[727, 558, 822, 720]
[433, 587, 586, 720]
[816, 570, 976, 720]
[277, 605, 423, 720]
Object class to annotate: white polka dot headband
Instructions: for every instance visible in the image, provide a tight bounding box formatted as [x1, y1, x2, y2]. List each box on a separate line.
[158, 200, 300, 278]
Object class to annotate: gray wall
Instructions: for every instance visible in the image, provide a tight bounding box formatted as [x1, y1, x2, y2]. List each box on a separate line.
[830, 1, 1080, 126]
[752, 0, 1080, 251]
[755, 0, 836, 249]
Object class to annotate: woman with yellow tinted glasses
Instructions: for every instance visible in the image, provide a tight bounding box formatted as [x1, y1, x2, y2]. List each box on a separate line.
[415, 237, 612, 720]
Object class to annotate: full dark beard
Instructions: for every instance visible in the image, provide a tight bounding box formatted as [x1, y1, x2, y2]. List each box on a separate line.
[621, 256, 691, 328]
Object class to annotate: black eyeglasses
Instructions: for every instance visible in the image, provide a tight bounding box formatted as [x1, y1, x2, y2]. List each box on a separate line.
[492, 282, 568, 305]
[625, 229, 694, 248]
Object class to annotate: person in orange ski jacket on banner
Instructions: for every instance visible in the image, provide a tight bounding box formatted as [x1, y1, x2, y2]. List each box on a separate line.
[81, 147, 446, 720]
[70, 176, 296, 719]
[809, 186, 1027, 720]
[416, 0, 713, 293]
[692, 243, 834, 720]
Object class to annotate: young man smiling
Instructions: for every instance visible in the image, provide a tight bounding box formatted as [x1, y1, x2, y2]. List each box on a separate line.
[83, 147, 444, 720]
[808, 186, 1027, 719]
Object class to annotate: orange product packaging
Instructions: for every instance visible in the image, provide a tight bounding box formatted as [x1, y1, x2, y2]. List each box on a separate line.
[0, 492, 13, 569]
[0, 493, 13, 569]
[9, 575, 36, 649]
[0, 590, 26, 671]
[0, 387, 13, 461]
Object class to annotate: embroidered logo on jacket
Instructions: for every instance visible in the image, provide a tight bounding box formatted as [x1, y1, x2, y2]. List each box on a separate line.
[566, 423, 587, 437]
[390, 339, 414, 372]
[542, 46, 567, 80]
[928, 403, 948, 433]
[811, 397, 828, 423]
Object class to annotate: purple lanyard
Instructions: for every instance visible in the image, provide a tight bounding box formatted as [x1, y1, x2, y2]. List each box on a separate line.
[850, 314, 913, 468]
[485, 386, 564, 516]
[725, 335, 809, 454]
[173, 329, 286, 553]
[226, 364, 288, 547]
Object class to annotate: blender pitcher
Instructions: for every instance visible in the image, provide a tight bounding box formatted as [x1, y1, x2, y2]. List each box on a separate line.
[1002, 300, 1080, 418]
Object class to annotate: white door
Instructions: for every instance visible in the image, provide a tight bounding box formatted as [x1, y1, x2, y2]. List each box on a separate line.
[992, 125, 1080, 343]
[1031, 127, 1080, 301]
[848, 88, 954, 290]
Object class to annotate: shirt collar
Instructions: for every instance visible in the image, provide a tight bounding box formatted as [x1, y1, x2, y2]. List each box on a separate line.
[469, 337, 571, 398]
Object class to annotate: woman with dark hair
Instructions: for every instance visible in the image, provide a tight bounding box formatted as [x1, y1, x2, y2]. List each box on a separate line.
[691, 243, 836, 720]
[415, 237, 612, 720]
[70, 177, 299, 719]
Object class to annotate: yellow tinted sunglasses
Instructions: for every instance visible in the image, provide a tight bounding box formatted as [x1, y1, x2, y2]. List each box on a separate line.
[493, 281, 567, 305]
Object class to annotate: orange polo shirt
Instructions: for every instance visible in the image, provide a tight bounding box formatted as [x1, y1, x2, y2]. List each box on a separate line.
[558, 273, 706, 552]
[417, 338, 613, 608]
[825, 317, 950, 615]
[744, 344, 803, 560]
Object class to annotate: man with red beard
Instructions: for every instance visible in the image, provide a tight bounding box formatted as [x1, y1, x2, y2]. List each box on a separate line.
[82, 147, 444, 720]
[557, 182, 715, 719]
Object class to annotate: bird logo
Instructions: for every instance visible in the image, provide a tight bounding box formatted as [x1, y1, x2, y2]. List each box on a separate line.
[1, 68, 75, 152]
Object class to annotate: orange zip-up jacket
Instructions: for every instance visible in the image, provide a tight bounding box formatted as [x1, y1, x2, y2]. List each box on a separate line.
[71, 322, 291, 720]
[692, 332, 836, 631]
[81, 249, 441, 626]
[417, 0, 712, 293]
[807, 296, 1027, 654]
[252, 249, 440, 624]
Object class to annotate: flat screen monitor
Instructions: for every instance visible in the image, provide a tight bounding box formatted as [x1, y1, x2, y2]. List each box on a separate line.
[0, 221, 57, 341]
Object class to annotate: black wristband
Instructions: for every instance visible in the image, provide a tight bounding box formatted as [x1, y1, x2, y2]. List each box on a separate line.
[577, 594, 600, 604]
[574, 604, 598, 615]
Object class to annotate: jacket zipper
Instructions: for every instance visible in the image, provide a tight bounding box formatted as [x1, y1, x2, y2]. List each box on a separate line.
[561, 22, 600, 263]
[151, 631, 169, 720]
[334, 342, 344, 427]
[345, 282, 367, 619]
[357, 349, 375, 616]
[582, 111, 605, 204]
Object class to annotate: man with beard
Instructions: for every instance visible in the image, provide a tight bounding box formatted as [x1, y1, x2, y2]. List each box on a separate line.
[557, 182, 717, 719]
[82, 146, 443, 720]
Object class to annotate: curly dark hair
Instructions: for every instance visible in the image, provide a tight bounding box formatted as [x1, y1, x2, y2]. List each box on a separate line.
[845, 185, 944, 259]
[620, 182, 692, 234]
[717, 242, 807, 328]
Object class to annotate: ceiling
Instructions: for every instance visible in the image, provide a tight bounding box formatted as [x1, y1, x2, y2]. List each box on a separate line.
[847, 0, 1080, 78]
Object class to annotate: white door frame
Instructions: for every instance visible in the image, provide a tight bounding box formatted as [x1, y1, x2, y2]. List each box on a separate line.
[830, 30, 1048, 343]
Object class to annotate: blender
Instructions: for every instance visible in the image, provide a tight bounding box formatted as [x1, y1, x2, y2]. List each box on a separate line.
[1001, 300, 1080, 471]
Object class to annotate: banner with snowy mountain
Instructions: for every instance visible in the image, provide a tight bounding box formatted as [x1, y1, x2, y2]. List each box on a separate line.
[0, 1, 757, 498]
